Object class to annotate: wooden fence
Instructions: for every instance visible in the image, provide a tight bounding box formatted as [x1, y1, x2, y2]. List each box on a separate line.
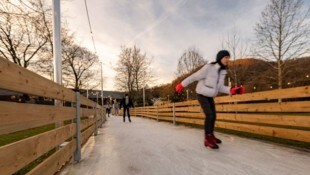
[0, 58, 105, 175]
[131, 86, 310, 143]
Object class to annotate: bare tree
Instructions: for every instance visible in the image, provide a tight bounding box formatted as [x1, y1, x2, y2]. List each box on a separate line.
[253, 0, 310, 89]
[176, 47, 206, 77]
[132, 46, 152, 91]
[25, 0, 74, 81]
[114, 45, 152, 95]
[27, 0, 54, 71]
[62, 43, 99, 90]
[221, 27, 249, 86]
[0, 0, 49, 68]
[33, 28, 73, 81]
[115, 46, 134, 93]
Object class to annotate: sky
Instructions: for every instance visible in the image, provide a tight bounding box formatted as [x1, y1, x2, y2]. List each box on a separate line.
[61, 0, 271, 91]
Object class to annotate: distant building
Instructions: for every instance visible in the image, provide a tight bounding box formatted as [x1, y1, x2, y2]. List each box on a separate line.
[79, 89, 125, 105]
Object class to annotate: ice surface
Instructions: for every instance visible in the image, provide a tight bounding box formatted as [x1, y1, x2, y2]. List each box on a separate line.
[60, 116, 310, 175]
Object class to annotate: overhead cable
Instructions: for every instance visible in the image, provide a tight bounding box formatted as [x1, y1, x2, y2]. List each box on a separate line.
[84, 0, 97, 54]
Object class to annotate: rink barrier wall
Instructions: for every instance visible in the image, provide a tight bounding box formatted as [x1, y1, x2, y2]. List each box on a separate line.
[0, 58, 105, 175]
[131, 86, 310, 143]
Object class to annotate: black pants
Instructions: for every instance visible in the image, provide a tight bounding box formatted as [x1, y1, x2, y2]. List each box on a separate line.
[197, 94, 216, 135]
[123, 107, 131, 121]
[106, 108, 111, 117]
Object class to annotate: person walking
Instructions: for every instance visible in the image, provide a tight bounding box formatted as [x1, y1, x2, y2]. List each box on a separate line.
[113, 99, 120, 116]
[175, 50, 244, 149]
[105, 101, 112, 117]
[120, 94, 134, 122]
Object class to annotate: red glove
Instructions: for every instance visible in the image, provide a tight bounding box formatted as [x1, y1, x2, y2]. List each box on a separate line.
[238, 86, 245, 94]
[175, 83, 184, 93]
[230, 86, 239, 95]
[230, 86, 245, 95]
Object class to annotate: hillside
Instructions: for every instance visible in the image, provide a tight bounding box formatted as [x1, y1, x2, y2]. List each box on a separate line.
[228, 57, 310, 92]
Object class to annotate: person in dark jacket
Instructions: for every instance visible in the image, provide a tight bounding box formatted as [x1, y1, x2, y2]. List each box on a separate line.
[120, 94, 134, 122]
[175, 50, 245, 149]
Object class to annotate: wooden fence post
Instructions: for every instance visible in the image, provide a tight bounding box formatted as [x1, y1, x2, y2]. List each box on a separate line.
[74, 91, 81, 162]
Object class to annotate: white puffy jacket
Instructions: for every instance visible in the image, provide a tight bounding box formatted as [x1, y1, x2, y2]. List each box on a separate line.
[181, 63, 231, 97]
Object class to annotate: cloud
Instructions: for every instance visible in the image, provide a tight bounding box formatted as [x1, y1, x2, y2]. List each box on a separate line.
[62, 0, 270, 90]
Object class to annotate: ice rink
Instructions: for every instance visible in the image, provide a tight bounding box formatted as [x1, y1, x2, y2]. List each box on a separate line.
[61, 116, 310, 175]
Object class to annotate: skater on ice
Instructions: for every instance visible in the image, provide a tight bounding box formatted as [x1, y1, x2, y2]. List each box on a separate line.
[175, 50, 244, 149]
[120, 94, 134, 122]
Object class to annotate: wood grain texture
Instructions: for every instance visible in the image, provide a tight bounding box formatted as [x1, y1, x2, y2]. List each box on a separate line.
[0, 124, 76, 175]
[0, 101, 75, 135]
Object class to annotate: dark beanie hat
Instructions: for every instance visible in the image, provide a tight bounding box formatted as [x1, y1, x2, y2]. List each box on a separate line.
[216, 50, 230, 63]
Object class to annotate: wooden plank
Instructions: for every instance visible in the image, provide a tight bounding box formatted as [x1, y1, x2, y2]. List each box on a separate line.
[136, 112, 158, 116]
[157, 108, 173, 112]
[216, 101, 310, 112]
[82, 125, 95, 145]
[0, 101, 75, 135]
[175, 118, 204, 125]
[174, 106, 201, 112]
[133, 109, 310, 127]
[139, 108, 157, 112]
[80, 95, 99, 108]
[157, 114, 173, 118]
[96, 115, 101, 123]
[26, 139, 76, 175]
[157, 117, 173, 122]
[136, 114, 157, 119]
[175, 112, 204, 119]
[135, 109, 157, 113]
[144, 112, 158, 115]
[137, 106, 157, 109]
[215, 86, 310, 103]
[217, 113, 310, 128]
[174, 100, 199, 107]
[157, 113, 173, 117]
[156, 103, 174, 108]
[0, 58, 76, 102]
[0, 123, 76, 175]
[158, 116, 173, 121]
[81, 118, 95, 130]
[81, 108, 96, 117]
[216, 121, 310, 142]
[157, 106, 173, 110]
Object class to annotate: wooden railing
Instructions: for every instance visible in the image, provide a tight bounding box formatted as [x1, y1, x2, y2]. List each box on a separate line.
[0, 58, 105, 175]
[132, 86, 310, 143]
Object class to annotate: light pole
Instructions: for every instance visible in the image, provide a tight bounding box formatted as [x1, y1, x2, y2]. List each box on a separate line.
[100, 62, 103, 106]
[96, 92, 99, 103]
[186, 89, 189, 100]
[86, 82, 89, 99]
[143, 86, 145, 107]
[52, 0, 62, 129]
[52, 0, 61, 86]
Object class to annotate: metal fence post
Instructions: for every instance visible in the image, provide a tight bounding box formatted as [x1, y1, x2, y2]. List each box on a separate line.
[173, 103, 176, 125]
[74, 91, 81, 162]
[156, 106, 159, 122]
[94, 104, 98, 136]
[102, 106, 105, 124]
